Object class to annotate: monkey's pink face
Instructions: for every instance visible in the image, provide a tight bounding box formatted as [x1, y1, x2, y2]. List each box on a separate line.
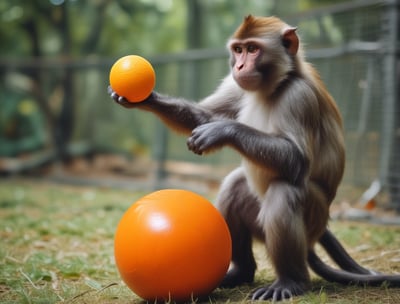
[229, 39, 264, 91]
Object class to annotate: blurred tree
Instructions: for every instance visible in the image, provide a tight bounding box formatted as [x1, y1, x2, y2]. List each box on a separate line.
[0, 0, 279, 160]
[0, 0, 359, 161]
[0, 0, 187, 160]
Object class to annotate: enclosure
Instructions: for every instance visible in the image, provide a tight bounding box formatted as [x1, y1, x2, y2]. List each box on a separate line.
[1, 0, 400, 303]
[1, 0, 399, 208]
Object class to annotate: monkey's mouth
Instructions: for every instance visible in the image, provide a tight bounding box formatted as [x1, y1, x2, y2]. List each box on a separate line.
[235, 76, 260, 91]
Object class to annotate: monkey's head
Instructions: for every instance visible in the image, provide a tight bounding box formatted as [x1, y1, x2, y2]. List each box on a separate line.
[228, 15, 299, 92]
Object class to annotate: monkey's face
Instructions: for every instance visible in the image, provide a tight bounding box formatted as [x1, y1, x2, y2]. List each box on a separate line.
[229, 39, 264, 91]
[228, 38, 288, 93]
[228, 16, 300, 95]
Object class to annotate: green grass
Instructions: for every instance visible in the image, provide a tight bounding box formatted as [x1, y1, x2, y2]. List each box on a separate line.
[1, 178, 400, 303]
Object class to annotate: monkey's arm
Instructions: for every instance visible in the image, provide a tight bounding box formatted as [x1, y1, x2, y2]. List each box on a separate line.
[110, 89, 213, 134]
[187, 120, 308, 185]
[108, 75, 243, 134]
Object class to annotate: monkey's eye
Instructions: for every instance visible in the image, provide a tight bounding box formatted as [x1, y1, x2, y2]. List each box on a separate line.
[247, 44, 259, 53]
[233, 45, 243, 54]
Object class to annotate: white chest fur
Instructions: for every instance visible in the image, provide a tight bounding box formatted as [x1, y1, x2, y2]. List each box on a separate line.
[238, 94, 276, 133]
[237, 94, 277, 198]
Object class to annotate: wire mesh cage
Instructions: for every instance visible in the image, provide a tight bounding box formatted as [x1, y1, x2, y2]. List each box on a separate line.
[1, 0, 399, 208]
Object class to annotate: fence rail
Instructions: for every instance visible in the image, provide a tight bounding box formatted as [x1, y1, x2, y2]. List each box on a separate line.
[1, 0, 399, 208]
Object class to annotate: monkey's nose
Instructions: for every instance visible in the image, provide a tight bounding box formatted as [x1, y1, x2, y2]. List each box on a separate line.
[236, 64, 244, 71]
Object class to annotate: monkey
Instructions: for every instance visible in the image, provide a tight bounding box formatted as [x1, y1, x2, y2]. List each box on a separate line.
[108, 15, 400, 301]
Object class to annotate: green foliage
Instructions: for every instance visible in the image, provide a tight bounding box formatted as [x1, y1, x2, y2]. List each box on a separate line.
[0, 0, 394, 183]
[0, 96, 45, 156]
[0, 0, 188, 57]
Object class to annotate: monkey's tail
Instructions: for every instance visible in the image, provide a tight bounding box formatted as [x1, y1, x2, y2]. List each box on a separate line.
[319, 229, 374, 275]
[308, 250, 400, 287]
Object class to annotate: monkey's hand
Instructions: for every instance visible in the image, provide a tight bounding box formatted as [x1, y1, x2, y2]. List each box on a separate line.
[107, 86, 154, 108]
[187, 121, 235, 155]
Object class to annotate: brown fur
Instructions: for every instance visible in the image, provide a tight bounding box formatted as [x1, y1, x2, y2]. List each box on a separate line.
[233, 15, 287, 39]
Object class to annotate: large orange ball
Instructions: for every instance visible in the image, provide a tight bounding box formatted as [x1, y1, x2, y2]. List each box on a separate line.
[114, 189, 231, 302]
[109, 55, 155, 102]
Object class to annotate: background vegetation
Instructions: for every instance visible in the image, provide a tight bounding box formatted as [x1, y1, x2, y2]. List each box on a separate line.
[0, 0, 398, 198]
[0, 0, 362, 161]
[0, 1, 399, 303]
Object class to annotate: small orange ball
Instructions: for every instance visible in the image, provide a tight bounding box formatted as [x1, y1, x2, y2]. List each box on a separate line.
[109, 55, 155, 102]
[114, 189, 232, 302]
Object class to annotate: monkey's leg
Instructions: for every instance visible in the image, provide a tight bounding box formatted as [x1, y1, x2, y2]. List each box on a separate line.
[252, 181, 310, 301]
[216, 168, 262, 288]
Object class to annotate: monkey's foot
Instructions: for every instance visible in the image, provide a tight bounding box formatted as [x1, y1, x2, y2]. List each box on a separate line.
[251, 279, 309, 301]
[219, 268, 255, 288]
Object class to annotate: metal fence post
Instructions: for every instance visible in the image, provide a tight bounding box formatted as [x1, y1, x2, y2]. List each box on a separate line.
[380, 0, 400, 209]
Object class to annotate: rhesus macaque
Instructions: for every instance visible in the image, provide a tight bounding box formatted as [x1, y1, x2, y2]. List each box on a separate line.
[109, 15, 400, 301]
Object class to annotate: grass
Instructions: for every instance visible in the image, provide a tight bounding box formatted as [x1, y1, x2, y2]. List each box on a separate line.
[1, 178, 400, 303]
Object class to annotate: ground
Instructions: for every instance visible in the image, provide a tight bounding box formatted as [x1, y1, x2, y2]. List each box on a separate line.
[1, 178, 400, 304]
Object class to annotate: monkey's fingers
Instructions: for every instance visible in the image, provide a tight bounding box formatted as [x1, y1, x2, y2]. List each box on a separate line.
[186, 121, 229, 155]
[107, 85, 137, 108]
[187, 124, 217, 155]
[186, 136, 203, 155]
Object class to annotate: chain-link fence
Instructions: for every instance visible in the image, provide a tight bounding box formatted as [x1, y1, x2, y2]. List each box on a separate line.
[1, 0, 399, 208]
[289, 0, 399, 208]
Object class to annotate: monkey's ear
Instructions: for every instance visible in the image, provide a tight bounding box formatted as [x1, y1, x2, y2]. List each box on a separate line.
[282, 27, 299, 56]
